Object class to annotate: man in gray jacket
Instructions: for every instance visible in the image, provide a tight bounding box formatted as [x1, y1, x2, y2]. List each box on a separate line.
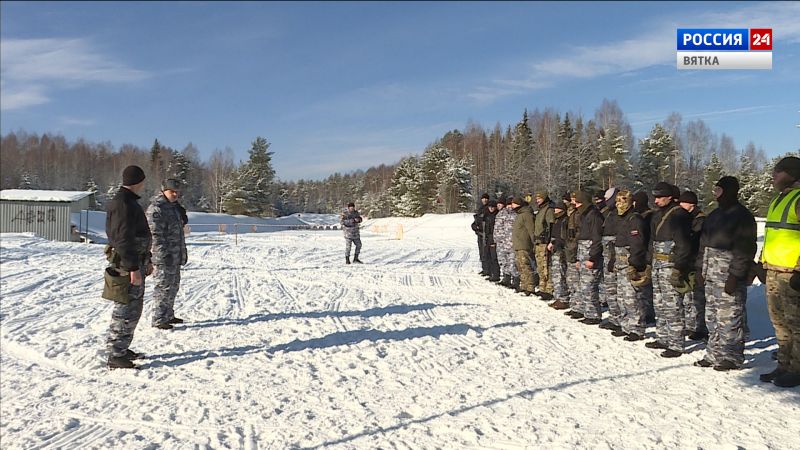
[342, 202, 363, 264]
[147, 179, 188, 330]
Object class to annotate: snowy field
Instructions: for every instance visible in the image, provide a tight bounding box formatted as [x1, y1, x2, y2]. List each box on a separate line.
[1, 213, 798, 449]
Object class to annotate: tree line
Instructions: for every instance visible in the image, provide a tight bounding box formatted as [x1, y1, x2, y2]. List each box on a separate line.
[2, 98, 796, 218]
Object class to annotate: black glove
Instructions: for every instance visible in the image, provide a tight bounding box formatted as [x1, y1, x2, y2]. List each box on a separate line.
[790, 272, 800, 291]
[724, 274, 739, 296]
[696, 271, 705, 289]
[607, 257, 616, 273]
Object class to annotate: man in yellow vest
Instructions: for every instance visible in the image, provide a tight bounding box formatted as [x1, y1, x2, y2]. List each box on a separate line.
[760, 156, 800, 388]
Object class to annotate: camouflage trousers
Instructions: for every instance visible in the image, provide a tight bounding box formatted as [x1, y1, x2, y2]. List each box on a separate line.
[515, 250, 535, 293]
[566, 255, 579, 310]
[766, 269, 800, 373]
[684, 282, 708, 335]
[551, 251, 569, 302]
[601, 236, 621, 326]
[701, 248, 746, 366]
[106, 268, 145, 358]
[346, 237, 362, 259]
[615, 246, 647, 335]
[577, 240, 602, 319]
[652, 240, 685, 352]
[152, 264, 182, 327]
[497, 243, 518, 278]
[534, 244, 553, 294]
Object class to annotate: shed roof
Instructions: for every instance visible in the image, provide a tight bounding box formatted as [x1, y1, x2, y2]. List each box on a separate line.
[0, 190, 94, 202]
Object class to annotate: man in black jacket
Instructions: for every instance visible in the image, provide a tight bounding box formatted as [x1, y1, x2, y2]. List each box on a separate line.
[484, 200, 501, 282]
[646, 182, 692, 358]
[694, 177, 757, 371]
[472, 193, 490, 276]
[573, 191, 605, 324]
[105, 165, 153, 369]
[548, 198, 570, 310]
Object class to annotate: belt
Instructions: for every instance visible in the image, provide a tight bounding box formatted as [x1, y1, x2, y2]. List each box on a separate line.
[654, 253, 670, 261]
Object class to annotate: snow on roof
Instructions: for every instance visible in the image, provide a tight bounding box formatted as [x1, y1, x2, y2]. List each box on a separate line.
[0, 190, 93, 202]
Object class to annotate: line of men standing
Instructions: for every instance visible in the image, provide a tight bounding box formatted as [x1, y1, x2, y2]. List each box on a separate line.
[472, 156, 800, 388]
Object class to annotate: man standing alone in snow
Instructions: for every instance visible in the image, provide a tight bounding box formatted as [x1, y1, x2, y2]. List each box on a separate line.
[342, 202, 363, 264]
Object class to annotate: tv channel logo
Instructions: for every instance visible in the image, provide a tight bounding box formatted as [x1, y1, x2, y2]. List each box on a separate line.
[676, 28, 772, 70]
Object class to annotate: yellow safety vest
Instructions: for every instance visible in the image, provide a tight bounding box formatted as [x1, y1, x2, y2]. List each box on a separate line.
[763, 187, 800, 270]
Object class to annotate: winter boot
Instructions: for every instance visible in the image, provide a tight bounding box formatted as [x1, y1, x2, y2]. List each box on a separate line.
[353, 257, 363, 264]
[660, 349, 683, 358]
[694, 359, 713, 368]
[579, 317, 601, 325]
[168, 317, 184, 324]
[713, 360, 740, 372]
[772, 372, 800, 388]
[623, 333, 644, 341]
[511, 276, 521, 292]
[549, 299, 570, 310]
[611, 329, 628, 337]
[500, 274, 512, 287]
[108, 356, 137, 370]
[538, 292, 554, 301]
[645, 341, 668, 350]
[124, 349, 145, 360]
[760, 367, 788, 383]
[346, 256, 351, 265]
[154, 323, 173, 330]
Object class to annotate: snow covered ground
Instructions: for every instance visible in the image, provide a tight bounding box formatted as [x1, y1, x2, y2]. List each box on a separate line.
[1, 213, 798, 449]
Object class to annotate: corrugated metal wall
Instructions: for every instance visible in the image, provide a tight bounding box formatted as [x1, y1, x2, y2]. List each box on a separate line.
[0, 201, 72, 241]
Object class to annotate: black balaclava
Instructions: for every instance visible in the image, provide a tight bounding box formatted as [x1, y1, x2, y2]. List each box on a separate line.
[715, 176, 740, 208]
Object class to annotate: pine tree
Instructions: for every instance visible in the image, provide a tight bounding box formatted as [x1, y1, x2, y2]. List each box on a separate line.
[388, 157, 424, 217]
[737, 153, 759, 212]
[229, 137, 277, 216]
[508, 110, 534, 192]
[419, 145, 453, 211]
[636, 124, 674, 191]
[438, 155, 473, 213]
[700, 153, 724, 211]
[591, 124, 630, 189]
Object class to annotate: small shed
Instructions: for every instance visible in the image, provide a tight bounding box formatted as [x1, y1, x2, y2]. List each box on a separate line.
[1, 190, 96, 241]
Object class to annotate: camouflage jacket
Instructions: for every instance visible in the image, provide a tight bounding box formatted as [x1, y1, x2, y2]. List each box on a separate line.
[146, 193, 187, 266]
[494, 207, 515, 249]
[341, 210, 362, 239]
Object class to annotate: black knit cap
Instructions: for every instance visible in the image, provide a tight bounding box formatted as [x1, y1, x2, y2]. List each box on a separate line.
[347, 202, 355, 207]
[774, 156, 800, 180]
[488, 200, 498, 207]
[651, 181, 673, 198]
[678, 191, 698, 204]
[481, 193, 490, 200]
[497, 196, 508, 205]
[122, 165, 146, 186]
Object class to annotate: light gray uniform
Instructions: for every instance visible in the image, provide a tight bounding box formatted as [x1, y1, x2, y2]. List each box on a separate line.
[652, 240, 685, 352]
[494, 207, 518, 278]
[341, 210, 362, 259]
[147, 194, 187, 327]
[577, 240, 603, 319]
[701, 248, 747, 366]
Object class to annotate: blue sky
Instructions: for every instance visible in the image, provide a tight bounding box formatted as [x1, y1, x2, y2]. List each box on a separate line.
[2, 1, 799, 180]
